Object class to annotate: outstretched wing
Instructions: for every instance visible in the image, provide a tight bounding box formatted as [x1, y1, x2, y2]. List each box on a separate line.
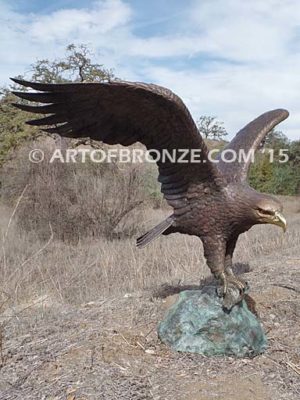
[217, 109, 289, 182]
[11, 78, 224, 215]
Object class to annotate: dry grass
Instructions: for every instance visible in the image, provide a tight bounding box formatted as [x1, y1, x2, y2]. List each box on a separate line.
[0, 193, 299, 309]
[0, 192, 299, 399]
[0, 142, 161, 242]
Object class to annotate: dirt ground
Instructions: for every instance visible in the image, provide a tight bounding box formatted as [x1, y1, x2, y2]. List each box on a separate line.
[0, 242, 299, 400]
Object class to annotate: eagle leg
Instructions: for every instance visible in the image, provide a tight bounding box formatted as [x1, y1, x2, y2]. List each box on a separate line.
[223, 237, 249, 301]
[203, 237, 248, 310]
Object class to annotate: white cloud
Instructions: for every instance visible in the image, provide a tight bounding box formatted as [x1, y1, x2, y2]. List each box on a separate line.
[0, 0, 132, 78]
[0, 0, 299, 140]
[186, 1, 284, 61]
[28, 0, 132, 42]
[144, 63, 297, 139]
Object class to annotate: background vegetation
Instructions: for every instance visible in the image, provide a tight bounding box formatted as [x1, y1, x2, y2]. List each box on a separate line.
[0, 44, 299, 245]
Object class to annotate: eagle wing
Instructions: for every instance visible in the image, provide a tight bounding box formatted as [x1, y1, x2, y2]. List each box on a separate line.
[11, 78, 224, 214]
[217, 109, 289, 183]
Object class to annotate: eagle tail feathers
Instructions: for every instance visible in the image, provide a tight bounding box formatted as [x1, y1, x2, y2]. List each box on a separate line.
[136, 216, 174, 248]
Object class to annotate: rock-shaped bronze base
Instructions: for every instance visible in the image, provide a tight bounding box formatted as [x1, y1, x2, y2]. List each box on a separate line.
[158, 287, 267, 357]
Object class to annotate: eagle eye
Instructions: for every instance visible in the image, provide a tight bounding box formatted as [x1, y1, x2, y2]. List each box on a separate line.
[257, 207, 274, 216]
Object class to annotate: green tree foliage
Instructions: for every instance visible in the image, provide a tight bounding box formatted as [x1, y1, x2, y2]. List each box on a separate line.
[0, 90, 37, 164]
[288, 139, 300, 192]
[249, 154, 274, 193]
[30, 44, 114, 83]
[197, 115, 228, 140]
[249, 130, 300, 195]
[0, 44, 114, 165]
[263, 129, 289, 149]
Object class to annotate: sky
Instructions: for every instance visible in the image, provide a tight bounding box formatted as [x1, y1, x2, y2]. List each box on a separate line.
[0, 0, 300, 140]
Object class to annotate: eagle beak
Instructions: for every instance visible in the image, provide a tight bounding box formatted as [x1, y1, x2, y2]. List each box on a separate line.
[272, 211, 287, 232]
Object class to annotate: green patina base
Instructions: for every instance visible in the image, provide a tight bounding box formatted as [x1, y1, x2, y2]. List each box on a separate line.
[158, 287, 267, 357]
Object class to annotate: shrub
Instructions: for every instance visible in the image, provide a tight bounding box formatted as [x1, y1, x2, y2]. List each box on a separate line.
[0, 142, 157, 242]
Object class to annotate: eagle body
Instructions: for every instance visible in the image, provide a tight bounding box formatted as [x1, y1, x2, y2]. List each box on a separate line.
[12, 78, 288, 309]
[167, 181, 268, 239]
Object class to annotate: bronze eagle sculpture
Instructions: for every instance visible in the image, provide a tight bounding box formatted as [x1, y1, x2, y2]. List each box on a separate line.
[11, 78, 288, 309]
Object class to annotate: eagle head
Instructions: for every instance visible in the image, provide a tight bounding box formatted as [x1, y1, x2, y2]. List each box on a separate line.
[253, 195, 286, 232]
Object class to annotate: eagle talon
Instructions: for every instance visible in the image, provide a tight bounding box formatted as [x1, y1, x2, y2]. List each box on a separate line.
[216, 271, 248, 310]
[216, 272, 227, 297]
